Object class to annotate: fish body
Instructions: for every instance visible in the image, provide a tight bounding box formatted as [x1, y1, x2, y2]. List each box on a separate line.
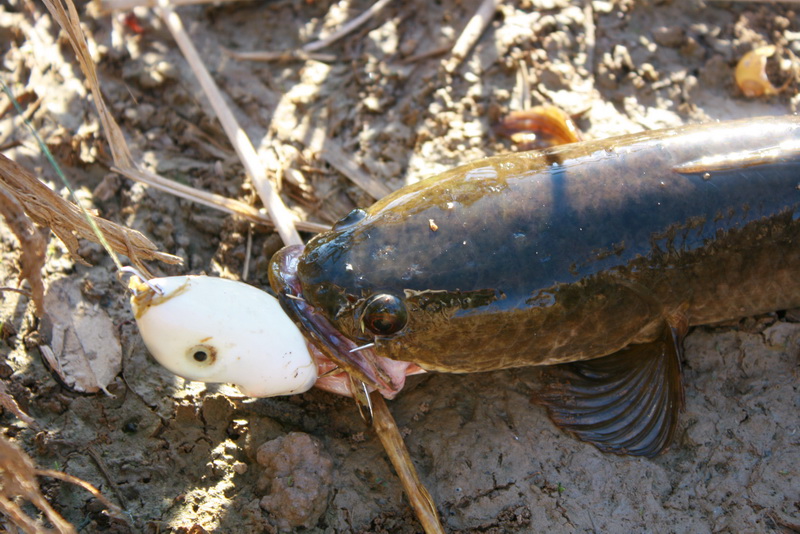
[270, 116, 800, 455]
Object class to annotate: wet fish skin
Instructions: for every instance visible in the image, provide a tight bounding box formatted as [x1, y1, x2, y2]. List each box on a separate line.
[271, 116, 800, 455]
[288, 116, 800, 375]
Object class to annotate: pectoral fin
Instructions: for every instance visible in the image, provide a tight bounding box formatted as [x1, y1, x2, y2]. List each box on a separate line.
[533, 322, 685, 457]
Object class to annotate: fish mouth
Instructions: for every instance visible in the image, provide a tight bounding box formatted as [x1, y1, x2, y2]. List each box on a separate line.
[270, 245, 420, 399]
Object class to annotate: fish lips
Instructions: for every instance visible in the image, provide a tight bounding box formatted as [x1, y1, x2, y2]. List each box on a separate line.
[269, 245, 401, 395]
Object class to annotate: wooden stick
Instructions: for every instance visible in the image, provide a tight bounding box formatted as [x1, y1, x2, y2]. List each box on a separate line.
[370, 392, 445, 534]
[444, 0, 501, 73]
[155, 1, 303, 247]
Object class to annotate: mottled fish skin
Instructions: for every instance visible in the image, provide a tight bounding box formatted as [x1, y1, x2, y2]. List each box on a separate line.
[283, 117, 800, 374]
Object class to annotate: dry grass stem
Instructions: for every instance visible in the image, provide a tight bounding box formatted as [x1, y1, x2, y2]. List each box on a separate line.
[0, 436, 77, 534]
[115, 166, 328, 233]
[40, 0, 134, 170]
[41, 0, 313, 247]
[223, 0, 391, 65]
[155, 1, 303, 246]
[302, 0, 394, 52]
[370, 392, 445, 534]
[0, 154, 181, 270]
[444, 0, 502, 73]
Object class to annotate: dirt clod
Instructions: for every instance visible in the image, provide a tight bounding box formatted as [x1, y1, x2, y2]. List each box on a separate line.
[256, 432, 333, 531]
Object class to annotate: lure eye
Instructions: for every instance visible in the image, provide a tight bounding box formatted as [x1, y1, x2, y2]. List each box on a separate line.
[361, 294, 407, 336]
[187, 345, 216, 367]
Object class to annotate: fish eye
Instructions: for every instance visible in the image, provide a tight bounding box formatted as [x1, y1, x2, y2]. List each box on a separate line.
[361, 294, 407, 336]
[187, 345, 216, 367]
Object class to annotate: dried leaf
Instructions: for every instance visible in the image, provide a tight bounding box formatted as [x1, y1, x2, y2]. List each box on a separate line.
[40, 277, 122, 394]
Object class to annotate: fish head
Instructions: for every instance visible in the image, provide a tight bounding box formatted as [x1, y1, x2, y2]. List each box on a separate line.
[268, 200, 506, 385]
[131, 275, 318, 397]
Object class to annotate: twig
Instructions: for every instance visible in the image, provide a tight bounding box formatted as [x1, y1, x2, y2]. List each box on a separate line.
[37, 468, 126, 522]
[84, 446, 131, 516]
[303, 0, 394, 52]
[155, 1, 303, 246]
[222, 0, 392, 64]
[444, 0, 502, 73]
[370, 392, 445, 534]
[0, 286, 32, 297]
[223, 48, 337, 64]
[0, 436, 78, 534]
[0, 94, 43, 149]
[0, 382, 38, 428]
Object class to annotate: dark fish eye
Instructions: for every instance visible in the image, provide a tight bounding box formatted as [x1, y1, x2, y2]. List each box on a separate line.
[361, 294, 407, 336]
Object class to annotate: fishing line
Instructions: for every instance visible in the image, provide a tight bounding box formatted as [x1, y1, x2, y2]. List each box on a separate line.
[1, 80, 154, 291]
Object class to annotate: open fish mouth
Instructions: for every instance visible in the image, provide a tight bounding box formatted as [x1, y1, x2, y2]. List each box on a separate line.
[269, 245, 422, 400]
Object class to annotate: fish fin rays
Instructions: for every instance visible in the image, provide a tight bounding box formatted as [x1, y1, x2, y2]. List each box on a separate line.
[533, 322, 685, 457]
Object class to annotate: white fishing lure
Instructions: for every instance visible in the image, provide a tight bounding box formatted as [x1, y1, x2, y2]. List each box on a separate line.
[130, 275, 317, 397]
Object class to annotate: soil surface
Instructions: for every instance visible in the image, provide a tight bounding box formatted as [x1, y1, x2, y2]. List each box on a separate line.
[2, 0, 800, 532]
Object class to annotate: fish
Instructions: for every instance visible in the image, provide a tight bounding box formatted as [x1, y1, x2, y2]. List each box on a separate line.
[265, 116, 800, 457]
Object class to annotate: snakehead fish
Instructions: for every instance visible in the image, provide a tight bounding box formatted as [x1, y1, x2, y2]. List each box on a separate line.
[267, 116, 800, 456]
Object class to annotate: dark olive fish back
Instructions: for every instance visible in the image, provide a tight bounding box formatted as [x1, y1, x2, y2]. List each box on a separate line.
[296, 117, 800, 373]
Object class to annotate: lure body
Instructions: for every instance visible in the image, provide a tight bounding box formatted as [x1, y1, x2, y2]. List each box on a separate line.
[270, 116, 800, 455]
[132, 276, 317, 397]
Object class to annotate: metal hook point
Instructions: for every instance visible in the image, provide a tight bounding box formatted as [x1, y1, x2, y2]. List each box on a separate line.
[118, 266, 164, 296]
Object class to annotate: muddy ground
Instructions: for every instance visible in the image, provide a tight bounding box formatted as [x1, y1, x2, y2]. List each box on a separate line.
[1, 0, 800, 532]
